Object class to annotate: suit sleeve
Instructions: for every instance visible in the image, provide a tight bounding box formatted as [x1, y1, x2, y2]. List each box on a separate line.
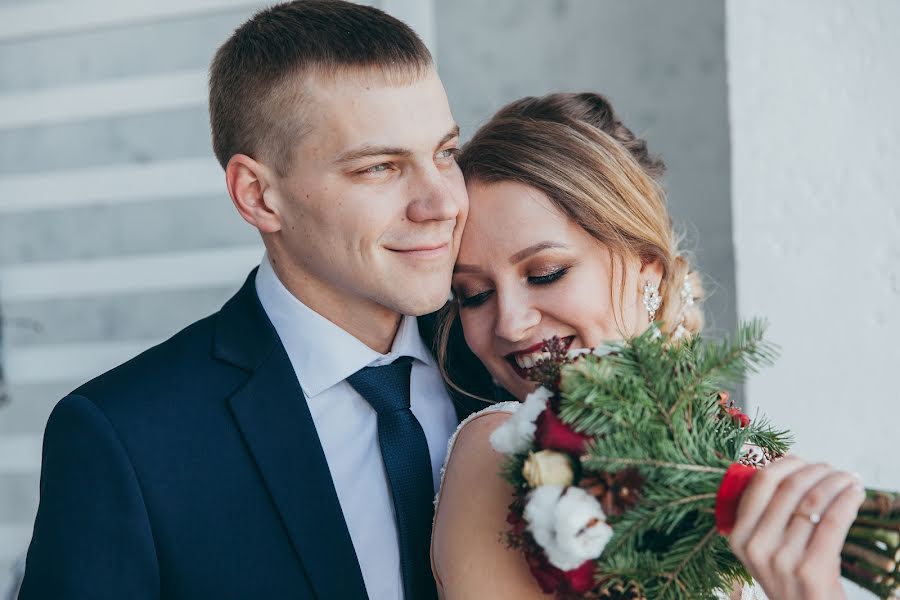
[18, 394, 160, 599]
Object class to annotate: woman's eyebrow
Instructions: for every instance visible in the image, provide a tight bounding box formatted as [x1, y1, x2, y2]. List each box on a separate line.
[508, 241, 567, 264]
[454, 241, 567, 274]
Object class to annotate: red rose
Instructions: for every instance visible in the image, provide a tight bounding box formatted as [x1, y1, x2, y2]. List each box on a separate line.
[714, 463, 758, 535]
[525, 550, 596, 594]
[725, 407, 751, 428]
[536, 408, 592, 455]
[562, 560, 597, 593]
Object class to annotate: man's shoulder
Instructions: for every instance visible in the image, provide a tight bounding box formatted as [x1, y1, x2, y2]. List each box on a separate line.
[69, 310, 240, 421]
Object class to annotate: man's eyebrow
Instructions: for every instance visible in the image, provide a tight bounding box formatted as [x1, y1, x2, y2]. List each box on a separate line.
[334, 145, 412, 165]
[436, 125, 461, 149]
[334, 124, 460, 166]
[454, 241, 567, 274]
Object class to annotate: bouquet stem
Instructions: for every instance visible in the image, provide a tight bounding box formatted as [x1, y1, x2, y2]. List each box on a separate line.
[845, 490, 900, 598]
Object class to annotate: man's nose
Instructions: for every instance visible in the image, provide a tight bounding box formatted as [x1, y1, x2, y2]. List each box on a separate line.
[407, 165, 462, 223]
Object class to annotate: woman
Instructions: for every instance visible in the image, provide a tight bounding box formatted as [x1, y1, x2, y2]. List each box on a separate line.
[430, 93, 864, 599]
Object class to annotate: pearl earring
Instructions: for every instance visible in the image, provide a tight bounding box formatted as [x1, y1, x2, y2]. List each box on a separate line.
[642, 281, 662, 322]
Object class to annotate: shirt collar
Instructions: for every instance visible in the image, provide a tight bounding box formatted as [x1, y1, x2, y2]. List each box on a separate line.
[254, 254, 434, 398]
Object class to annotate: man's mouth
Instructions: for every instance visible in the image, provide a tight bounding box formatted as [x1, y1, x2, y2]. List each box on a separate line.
[387, 242, 451, 259]
[504, 335, 575, 380]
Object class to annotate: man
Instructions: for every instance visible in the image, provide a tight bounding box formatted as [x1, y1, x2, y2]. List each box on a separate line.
[20, 2, 470, 598]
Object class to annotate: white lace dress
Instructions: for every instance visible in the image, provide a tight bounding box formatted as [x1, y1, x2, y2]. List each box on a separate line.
[432, 402, 769, 600]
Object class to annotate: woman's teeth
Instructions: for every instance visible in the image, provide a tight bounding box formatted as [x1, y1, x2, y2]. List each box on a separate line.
[514, 351, 551, 369]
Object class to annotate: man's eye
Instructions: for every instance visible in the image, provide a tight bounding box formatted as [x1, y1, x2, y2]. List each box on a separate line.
[362, 163, 391, 174]
[436, 147, 458, 160]
[459, 290, 492, 308]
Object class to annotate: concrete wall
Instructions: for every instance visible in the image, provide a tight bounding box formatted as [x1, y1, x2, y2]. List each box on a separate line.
[0, 1, 271, 589]
[728, 2, 900, 596]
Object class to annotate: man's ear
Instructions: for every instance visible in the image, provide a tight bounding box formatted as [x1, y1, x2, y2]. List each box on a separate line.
[225, 154, 282, 234]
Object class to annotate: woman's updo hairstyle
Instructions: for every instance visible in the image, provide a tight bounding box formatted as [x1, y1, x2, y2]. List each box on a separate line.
[491, 92, 667, 180]
[437, 92, 704, 403]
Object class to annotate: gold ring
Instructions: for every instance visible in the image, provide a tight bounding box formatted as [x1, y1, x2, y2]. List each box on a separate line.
[792, 510, 821, 524]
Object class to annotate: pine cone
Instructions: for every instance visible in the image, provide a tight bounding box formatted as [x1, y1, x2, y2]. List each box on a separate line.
[580, 469, 645, 517]
[580, 579, 646, 599]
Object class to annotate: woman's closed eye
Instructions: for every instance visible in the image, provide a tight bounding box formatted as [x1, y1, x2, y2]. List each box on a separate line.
[528, 266, 570, 285]
[458, 288, 492, 308]
[456, 267, 571, 309]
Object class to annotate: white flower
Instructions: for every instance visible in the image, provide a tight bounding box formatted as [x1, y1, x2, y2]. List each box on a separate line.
[567, 347, 592, 359]
[524, 485, 613, 571]
[489, 387, 552, 454]
[591, 345, 616, 358]
[740, 442, 769, 466]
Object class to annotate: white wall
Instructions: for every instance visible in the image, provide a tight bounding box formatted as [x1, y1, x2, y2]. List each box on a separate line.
[728, 3, 900, 596]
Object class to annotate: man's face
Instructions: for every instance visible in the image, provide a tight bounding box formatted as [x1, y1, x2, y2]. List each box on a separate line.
[269, 68, 467, 318]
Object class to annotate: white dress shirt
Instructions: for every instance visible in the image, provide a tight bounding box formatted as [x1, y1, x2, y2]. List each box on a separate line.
[254, 255, 459, 600]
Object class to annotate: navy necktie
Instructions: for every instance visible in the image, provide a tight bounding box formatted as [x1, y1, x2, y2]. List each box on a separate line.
[346, 356, 437, 600]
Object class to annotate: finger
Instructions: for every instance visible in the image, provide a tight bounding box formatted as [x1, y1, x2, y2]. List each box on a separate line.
[805, 478, 865, 559]
[730, 456, 806, 549]
[735, 462, 830, 598]
[794, 481, 864, 599]
[770, 470, 860, 579]
[748, 462, 831, 550]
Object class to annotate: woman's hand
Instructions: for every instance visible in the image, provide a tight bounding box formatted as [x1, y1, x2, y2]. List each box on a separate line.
[727, 456, 866, 600]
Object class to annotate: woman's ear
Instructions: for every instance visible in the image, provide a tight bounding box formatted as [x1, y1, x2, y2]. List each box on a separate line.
[225, 154, 282, 234]
[639, 257, 664, 288]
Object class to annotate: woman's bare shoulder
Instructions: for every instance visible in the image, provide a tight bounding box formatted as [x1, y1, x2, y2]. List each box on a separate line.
[433, 411, 548, 599]
[435, 411, 512, 534]
[447, 411, 511, 476]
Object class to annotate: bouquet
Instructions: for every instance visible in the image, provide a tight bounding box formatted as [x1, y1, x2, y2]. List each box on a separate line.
[490, 321, 899, 599]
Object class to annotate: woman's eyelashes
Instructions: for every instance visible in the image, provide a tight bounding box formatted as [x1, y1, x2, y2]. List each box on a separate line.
[456, 266, 572, 309]
[528, 266, 570, 285]
[459, 289, 492, 308]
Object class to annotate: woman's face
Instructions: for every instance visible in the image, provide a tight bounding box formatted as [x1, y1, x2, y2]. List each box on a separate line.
[452, 181, 662, 401]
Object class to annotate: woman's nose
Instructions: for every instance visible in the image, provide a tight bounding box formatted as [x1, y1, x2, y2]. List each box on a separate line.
[493, 292, 540, 343]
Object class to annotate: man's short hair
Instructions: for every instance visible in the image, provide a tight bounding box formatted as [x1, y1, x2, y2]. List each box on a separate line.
[209, 0, 433, 174]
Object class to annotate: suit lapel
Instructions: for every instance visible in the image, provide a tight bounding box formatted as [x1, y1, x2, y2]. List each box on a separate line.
[215, 270, 368, 599]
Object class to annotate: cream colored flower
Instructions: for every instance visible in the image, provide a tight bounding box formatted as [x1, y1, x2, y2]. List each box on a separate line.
[522, 450, 575, 488]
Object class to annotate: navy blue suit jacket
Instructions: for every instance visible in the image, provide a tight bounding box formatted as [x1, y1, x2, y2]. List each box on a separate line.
[19, 269, 477, 599]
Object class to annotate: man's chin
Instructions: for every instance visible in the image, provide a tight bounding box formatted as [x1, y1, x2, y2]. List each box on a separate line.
[391, 288, 452, 317]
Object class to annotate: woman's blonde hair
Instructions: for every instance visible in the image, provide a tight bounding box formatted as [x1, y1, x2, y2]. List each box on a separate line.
[436, 92, 704, 403]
